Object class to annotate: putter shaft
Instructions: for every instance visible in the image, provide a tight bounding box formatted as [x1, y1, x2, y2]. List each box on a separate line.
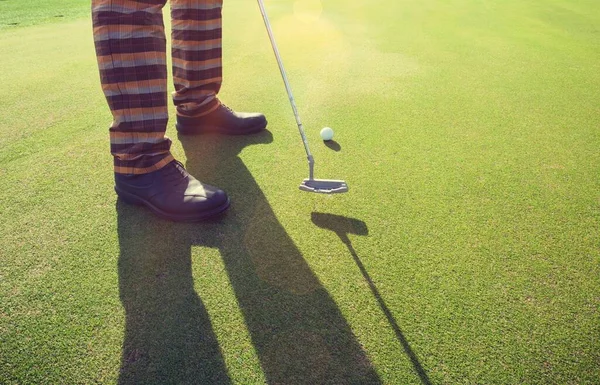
[257, 0, 348, 194]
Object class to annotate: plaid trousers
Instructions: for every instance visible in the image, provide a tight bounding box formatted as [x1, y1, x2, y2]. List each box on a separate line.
[92, 0, 223, 174]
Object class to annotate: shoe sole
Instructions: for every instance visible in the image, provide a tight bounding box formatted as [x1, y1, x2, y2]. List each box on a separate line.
[176, 120, 267, 135]
[115, 187, 231, 222]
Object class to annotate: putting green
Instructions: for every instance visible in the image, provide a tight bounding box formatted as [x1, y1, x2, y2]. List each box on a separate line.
[1, 0, 599, 384]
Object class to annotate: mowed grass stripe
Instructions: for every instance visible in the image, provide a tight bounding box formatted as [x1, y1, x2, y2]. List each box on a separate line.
[0, 0, 90, 30]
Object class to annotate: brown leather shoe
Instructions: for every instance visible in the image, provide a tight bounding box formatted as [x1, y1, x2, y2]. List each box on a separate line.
[176, 103, 267, 135]
[115, 160, 230, 222]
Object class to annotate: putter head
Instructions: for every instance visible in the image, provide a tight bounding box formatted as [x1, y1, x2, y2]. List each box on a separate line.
[300, 179, 348, 194]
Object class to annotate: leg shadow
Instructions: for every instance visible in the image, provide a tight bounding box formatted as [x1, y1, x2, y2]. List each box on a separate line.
[311, 213, 432, 385]
[116, 201, 231, 384]
[178, 130, 382, 384]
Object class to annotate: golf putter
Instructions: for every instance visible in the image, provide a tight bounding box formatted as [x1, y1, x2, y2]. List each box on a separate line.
[257, 0, 348, 194]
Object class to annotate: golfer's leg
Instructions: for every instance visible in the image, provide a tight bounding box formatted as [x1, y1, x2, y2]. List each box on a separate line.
[170, 0, 267, 134]
[92, 0, 173, 174]
[170, 0, 223, 117]
[92, 0, 229, 221]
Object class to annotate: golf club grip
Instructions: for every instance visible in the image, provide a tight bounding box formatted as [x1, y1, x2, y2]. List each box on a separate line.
[256, 0, 313, 159]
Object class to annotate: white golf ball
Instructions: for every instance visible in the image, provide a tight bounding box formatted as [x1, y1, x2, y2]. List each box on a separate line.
[320, 127, 334, 141]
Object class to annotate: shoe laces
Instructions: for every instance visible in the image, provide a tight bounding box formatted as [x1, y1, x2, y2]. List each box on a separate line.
[163, 160, 188, 186]
[221, 103, 235, 113]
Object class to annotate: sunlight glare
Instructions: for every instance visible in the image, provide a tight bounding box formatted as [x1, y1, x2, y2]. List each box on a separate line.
[293, 0, 323, 24]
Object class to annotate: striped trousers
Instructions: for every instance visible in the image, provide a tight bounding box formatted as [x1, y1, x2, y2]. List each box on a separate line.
[92, 0, 223, 174]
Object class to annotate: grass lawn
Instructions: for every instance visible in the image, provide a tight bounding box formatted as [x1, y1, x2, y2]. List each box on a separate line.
[0, 0, 90, 30]
[1, 0, 599, 383]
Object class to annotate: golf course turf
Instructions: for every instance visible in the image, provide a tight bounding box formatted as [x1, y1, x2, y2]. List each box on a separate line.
[1, 0, 599, 384]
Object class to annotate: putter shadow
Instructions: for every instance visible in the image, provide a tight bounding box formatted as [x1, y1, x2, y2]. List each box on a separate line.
[115, 130, 382, 384]
[311, 212, 433, 385]
[324, 140, 341, 152]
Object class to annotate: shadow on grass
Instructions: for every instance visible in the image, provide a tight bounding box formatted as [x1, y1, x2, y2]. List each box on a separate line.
[311, 213, 432, 385]
[116, 200, 231, 384]
[116, 130, 381, 384]
[324, 140, 341, 152]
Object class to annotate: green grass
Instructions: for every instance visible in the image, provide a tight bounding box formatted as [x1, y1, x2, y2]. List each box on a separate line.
[1, 0, 599, 384]
[0, 0, 90, 30]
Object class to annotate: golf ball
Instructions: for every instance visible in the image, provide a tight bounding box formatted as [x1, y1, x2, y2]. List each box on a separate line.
[320, 127, 334, 141]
